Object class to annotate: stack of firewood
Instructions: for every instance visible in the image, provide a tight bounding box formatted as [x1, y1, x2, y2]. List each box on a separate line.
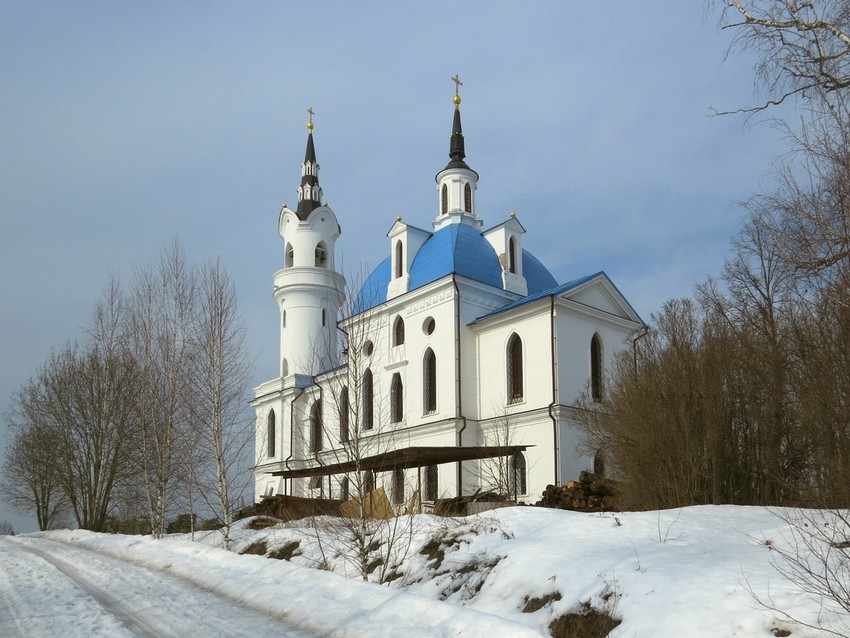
[536, 471, 619, 512]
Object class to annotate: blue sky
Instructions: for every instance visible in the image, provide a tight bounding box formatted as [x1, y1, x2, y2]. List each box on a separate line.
[0, 3, 790, 532]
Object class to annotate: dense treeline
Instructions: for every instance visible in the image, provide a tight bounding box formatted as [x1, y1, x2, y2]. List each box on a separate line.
[1, 244, 250, 545]
[582, 1, 850, 509]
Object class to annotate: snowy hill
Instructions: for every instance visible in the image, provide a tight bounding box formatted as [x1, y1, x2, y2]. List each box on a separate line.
[5, 506, 848, 637]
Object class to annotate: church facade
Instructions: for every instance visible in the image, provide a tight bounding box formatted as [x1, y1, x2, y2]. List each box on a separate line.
[252, 89, 643, 508]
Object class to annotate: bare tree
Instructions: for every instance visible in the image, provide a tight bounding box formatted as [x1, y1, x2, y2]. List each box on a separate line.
[125, 242, 196, 537]
[187, 259, 251, 550]
[2, 377, 68, 530]
[716, 0, 850, 113]
[286, 273, 420, 582]
[478, 409, 520, 503]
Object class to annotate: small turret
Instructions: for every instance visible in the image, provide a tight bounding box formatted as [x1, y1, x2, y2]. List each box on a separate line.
[434, 76, 481, 230]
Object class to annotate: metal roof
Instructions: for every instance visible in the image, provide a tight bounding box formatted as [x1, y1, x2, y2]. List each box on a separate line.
[470, 270, 644, 325]
[270, 444, 530, 479]
[353, 224, 558, 313]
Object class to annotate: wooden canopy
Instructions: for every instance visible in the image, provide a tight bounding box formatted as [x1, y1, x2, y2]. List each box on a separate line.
[270, 445, 530, 479]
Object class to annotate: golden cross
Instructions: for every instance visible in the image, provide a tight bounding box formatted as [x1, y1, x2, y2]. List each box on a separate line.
[307, 106, 315, 123]
[452, 75, 463, 96]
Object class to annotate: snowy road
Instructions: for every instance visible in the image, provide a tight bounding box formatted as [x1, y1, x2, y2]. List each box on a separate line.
[0, 536, 310, 638]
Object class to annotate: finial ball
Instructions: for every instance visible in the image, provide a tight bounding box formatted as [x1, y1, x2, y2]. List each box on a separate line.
[307, 121, 314, 131]
[453, 94, 461, 106]
[396, 215, 402, 221]
[510, 211, 517, 217]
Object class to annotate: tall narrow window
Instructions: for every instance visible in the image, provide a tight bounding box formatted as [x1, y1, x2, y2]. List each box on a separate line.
[341, 476, 350, 501]
[393, 316, 405, 346]
[395, 240, 403, 279]
[362, 368, 374, 430]
[392, 467, 405, 505]
[339, 386, 349, 443]
[364, 470, 375, 493]
[282, 309, 286, 328]
[510, 452, 527, 498]
[507, 333, 524, 404]
[441, 184, 448, 215]
[464, 183, 472, 213]
[315, 241, 327, 267]
[423, 348, 437, 414]
[310, 400, 323, 453]
[267, 409, 276, 457]
[591, 333, 603, 401]
[593, 452, 605, 477]
[310, 476, 324, 498]
[321, 308, 327, 326]
[390, 373, 403, 423]
[285, 244, 294, 268]
[508, 237, 517, 274]
[425, 465, 438, 501]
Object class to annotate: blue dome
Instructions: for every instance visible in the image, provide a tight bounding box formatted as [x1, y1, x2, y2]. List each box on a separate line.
[353, 224, 558, 313]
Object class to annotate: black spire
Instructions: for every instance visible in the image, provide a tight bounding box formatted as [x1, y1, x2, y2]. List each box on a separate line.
[295, 111, 322, 220]
[444, 106, 470, 170]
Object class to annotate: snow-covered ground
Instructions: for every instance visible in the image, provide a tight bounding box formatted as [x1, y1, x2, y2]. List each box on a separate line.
[1, 506, 848, 637]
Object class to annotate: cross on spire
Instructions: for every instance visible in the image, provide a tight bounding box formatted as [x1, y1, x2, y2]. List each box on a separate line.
[452, 75, 463, 109]
[452, 75, 463, 95]
[307, 106, 315, 131]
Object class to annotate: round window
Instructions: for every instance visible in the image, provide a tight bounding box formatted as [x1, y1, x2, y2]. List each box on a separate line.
[363, 340, 374, 356]
[423, 318, 435, 335]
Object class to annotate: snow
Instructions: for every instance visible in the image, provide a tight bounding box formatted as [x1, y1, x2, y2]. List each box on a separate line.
[1, 505, 847, 637]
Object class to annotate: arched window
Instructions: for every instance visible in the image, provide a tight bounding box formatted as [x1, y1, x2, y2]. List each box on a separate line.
[341, 476, 350, 501]
[310, 476, 323, 497]
[425, 465, 438, 501]
[423, 348, 437, 414]
[392, 467, 405, 505]
[315, 241, 327, 267]
[591, 333, 603, 401]
[390, 373, 403, 423]
[281, 358, 289, 376]
[285, 244, 294, 268]
[282, 309, 286, 328]
[267, 410, 276, 457]
[507, 333, 524, 404]
[441, 183, 448, 215]
[395, 240, 403, 279]
[321, 308, 326, 326]
[310, 400, 323, 453]
[510, 452, 527, 498]
[593, 452, 605, 477]
[364, 470, 375, 493]
[508, 237, 517, 274]
[464, 183, 472, 213]
[339, 386, 349, 442]
[362, 368, 374, 430]
[393, 316, 405, 346]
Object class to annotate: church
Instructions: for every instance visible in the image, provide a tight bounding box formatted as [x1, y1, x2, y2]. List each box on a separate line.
[252, 83, 643, 508]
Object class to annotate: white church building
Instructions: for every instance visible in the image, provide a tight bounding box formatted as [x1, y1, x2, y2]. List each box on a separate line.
[252, 87, 643, 508]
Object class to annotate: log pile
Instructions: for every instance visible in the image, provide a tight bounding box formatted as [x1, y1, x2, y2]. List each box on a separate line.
[536, 471, 619, 512]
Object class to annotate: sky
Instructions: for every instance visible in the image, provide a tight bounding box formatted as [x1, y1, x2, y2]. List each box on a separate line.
[0, 2, 794, 533]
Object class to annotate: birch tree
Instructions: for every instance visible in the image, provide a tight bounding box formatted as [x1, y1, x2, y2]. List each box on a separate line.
[126, 242, 196, 537]
[187, 259, 250, 550]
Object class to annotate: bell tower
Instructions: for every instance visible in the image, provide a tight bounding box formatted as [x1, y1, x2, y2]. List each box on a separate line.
[273, 109, 345, 380]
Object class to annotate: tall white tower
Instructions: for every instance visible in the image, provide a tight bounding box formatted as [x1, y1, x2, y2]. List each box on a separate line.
[273, 112, 345, 379]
